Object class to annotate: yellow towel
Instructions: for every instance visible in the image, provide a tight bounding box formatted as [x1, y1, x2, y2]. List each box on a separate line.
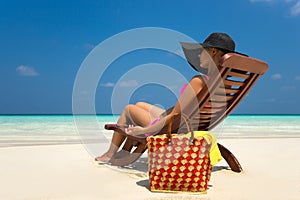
[193, 131, 222, 166]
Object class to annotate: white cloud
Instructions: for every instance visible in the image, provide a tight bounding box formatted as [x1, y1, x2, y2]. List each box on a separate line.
[99, 80, 139, 88]
[100, 82, 115, 87]
[271, 73, 282, 80]
[291, 1, 300, 15]
[16, 65, 39, 76]
[295, 76, 300, 80]
[249, 0, 300, 16]
[119, 80, 138, 87]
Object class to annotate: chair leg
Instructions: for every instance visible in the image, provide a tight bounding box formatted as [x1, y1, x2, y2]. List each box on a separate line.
[104, 124, 243, 171]
[104, 124, 147, 166]
[217, 143, 243, 173]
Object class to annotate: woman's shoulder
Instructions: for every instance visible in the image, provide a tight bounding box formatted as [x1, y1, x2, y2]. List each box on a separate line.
[190, 75, 206, 83]
[186, 75, 206, 94]
[188, 75, 207, 91]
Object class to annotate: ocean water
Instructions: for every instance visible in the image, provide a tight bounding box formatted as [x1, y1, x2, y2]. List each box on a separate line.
[216, 115, 300, 138]
[0, 114, 299, 148]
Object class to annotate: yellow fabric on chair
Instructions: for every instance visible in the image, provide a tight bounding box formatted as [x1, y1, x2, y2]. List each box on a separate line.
[193, 131, 222, 166]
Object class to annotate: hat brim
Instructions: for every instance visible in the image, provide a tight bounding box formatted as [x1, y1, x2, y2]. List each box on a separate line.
[180, 42, 207, 74]
[180, 42, 247, 74]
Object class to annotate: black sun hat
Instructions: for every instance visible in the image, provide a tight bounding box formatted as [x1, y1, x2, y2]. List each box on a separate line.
[180, 32, 246, 74]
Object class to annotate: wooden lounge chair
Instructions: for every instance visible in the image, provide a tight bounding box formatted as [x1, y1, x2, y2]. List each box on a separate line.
[103, 53, 269, 172]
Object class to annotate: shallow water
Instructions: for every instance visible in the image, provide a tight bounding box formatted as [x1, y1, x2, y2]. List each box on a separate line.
[0, 114, 299, 147]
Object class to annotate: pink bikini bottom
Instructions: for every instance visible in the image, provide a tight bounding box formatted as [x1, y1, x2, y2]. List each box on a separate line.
[145, 116, 161, 137]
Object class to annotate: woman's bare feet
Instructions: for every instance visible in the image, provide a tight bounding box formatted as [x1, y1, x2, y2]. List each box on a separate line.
[95, 149, 131, 162]
[94, 152, 114, 162]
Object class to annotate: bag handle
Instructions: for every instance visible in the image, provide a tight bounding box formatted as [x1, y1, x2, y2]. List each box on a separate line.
[166, 113, 194, 145]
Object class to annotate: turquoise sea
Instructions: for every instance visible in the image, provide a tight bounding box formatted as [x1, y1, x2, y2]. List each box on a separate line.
[0, 114, 299, 148]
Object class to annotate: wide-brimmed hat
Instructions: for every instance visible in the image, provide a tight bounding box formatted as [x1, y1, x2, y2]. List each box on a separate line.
[181, 32, 245, 74]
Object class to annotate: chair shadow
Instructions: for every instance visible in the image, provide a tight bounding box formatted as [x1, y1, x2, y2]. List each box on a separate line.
[136, 179, 151, 191]
[135, 164, 230, 191]
[104, 155, 230, 191]
[212, 165, 230, 172]
[120, 157, 230, 173]
[116, 157, 149, 173]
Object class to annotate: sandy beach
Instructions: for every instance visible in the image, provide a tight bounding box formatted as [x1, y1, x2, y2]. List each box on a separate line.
[0, 138, 299, 200]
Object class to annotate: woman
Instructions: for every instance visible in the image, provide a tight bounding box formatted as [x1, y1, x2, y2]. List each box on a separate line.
[95, 32, 237, 162]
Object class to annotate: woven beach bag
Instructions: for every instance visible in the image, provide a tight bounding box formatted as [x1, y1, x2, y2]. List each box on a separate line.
[146, 115, 212, 193]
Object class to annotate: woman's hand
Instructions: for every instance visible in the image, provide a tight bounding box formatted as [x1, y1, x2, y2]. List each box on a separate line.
[125, 125, 146, 136]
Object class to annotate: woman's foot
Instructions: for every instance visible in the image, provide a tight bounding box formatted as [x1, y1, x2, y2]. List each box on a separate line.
[95, 149, 131, 162]
[94, 152, 114, 163]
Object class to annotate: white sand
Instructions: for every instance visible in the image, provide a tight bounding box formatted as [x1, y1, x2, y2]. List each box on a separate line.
[0, 138, 299, 200]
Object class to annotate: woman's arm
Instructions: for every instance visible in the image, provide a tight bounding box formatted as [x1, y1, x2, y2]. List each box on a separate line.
[126, 76, 205, 136]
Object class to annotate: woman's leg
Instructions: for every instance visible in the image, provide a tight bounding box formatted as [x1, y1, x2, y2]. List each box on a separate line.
[135, 102, 165, 120]
[117, 102, 166, 153]
[95, 104, 153, 162]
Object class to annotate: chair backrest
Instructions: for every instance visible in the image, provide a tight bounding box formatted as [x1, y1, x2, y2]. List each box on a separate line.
[187, 53, 268, 131]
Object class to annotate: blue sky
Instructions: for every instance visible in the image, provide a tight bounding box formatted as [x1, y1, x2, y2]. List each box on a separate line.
[1, 0, 300, 114]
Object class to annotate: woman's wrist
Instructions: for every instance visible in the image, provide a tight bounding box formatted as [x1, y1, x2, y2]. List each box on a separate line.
[144, 127, 152, 137]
